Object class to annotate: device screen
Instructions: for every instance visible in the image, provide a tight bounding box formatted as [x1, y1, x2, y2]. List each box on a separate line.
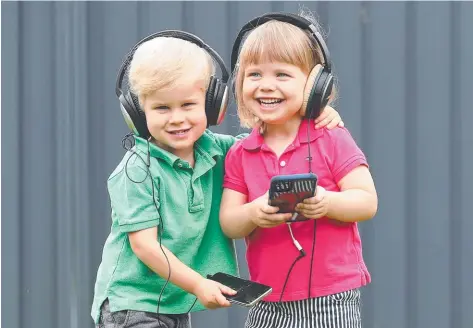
[269, 190, 314, 213]
[269, 174, 318, 214]
[208, 273, 272, 306]
[229, 283, 272, 305]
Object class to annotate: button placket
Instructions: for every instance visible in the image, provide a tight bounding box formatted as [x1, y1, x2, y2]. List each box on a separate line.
[174, 162, 194, 210]
[278, 151, 294, 173]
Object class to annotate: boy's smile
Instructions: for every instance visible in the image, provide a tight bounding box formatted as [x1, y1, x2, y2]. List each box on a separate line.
[141, 79, 208, 164]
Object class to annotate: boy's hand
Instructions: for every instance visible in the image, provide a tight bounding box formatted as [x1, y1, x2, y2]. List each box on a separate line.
[250, 192, 293, 228]
[315, 106, 345, 129]
[193, 278, 237, 309]
[295, 186, 329, 219]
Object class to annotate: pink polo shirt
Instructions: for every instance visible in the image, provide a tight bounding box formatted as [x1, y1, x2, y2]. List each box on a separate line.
[223, 119, 371, 302]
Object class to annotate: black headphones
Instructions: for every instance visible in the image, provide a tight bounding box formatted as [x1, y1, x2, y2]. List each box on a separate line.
[116, 30, 230, 140]
[230, 12, 334, 119]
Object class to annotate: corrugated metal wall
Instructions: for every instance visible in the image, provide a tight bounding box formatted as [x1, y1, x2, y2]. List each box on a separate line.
[2, 1, 473, 328]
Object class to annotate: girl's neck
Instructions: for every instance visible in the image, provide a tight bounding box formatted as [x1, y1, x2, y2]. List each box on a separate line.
[262, 115, 303, 158]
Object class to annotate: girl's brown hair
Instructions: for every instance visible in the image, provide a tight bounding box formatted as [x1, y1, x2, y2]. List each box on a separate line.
[233, 13, 337, 128]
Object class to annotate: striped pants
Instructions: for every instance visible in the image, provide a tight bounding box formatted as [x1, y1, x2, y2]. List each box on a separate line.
[245, 289, 361, 328]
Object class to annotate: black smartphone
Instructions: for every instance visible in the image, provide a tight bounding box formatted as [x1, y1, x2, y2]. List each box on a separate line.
[207, 272, 272, 307]
[268, 173, 318, 221]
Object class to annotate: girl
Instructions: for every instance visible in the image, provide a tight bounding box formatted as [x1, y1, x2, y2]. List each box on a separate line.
[220, 12, 378, 328]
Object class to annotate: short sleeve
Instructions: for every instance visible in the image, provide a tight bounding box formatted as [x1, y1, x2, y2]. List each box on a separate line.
[107, 158, 160, 233]
[223, 142, 248, 195]
[326, 127, 369, 184]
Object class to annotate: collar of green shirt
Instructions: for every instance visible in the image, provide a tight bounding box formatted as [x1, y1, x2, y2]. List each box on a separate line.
[133, 130, 223, 168]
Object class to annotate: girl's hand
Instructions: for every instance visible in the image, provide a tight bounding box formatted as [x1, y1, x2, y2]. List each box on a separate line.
[250, 192, 293, 228]
[295, 186, 329, 219]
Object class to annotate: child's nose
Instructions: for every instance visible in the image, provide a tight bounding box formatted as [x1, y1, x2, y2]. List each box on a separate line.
[169, 109, 185, 123]
[258, 78, 276, 91]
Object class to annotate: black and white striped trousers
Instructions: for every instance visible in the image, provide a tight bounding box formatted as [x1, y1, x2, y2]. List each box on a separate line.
[245, 289, 361, 328]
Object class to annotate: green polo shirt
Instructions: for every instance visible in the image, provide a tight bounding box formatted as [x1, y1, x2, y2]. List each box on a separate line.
[91, 130, 245, 323]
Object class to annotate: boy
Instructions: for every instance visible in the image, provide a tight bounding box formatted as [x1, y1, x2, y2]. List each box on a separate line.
[91, 32, 343, 328]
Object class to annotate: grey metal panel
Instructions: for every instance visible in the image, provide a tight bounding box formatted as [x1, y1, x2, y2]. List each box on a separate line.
[2, 2, 473, 328]
[414, 4, 451, 327]
[456, 3, 473, 327]
[18, 3, 57, 327]
[2, 2, 21, 328]
[359, 3, 408, 327]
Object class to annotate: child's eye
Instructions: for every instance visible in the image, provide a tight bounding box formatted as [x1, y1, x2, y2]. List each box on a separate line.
[183, 103, 196, 107]
[155, 106, 169, 110]
[247, 72, 261, 78]
[276, 72, 290, 78]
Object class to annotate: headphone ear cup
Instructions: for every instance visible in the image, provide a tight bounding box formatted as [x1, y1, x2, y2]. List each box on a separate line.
[119, 93, 138, 135]
[319, 73, 334, 110]
[205, 77, 217, 126]
[230, 63, 239, 101]
[302, 65, 334, 119]
[301, 64, 323, 118]
[213, 81, 229, 126]
[123, 92, 150, 139]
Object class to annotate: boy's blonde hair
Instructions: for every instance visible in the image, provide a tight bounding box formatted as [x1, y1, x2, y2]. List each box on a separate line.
[128, 37, 215, 104]
[233, 13, 337, 129]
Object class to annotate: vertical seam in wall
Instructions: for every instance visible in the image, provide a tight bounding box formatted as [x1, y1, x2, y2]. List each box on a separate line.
[449, 2, 462, 328]
[405, 3, 418, 328]
[360, 2, 374, 326]
[17, 3, 24, 327]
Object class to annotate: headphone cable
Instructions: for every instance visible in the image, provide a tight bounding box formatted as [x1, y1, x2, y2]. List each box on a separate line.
[277, 117, 317, 305]
[122, 135, 198, 322]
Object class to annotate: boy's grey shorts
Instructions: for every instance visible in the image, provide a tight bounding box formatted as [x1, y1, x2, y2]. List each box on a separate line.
[97, 299, 192, 328]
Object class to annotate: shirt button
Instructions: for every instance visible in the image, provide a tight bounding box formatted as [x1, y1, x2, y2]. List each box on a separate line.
[177, 163, 183, 167]
[280, 161, 286, 167]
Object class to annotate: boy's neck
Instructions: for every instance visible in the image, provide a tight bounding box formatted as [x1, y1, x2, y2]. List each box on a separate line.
[151, 139, 195, 168]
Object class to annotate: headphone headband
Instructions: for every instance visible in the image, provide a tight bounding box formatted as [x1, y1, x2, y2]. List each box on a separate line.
[230, 12, 331, 73]
[116, 30, 229, 99]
